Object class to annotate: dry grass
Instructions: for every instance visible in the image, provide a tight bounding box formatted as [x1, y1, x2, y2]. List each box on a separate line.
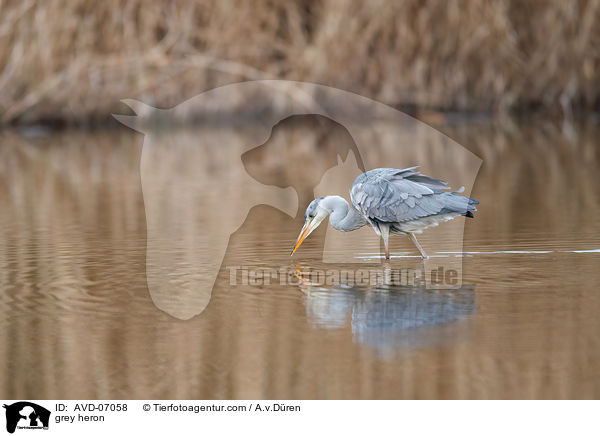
[1, 0, 599, 124]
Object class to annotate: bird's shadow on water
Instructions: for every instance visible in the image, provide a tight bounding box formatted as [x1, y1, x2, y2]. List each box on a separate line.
[294, 266, 476, 359]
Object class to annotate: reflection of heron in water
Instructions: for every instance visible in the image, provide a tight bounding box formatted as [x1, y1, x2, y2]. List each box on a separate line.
[294, 267, 475, 357]
[291, 167, 478, 259]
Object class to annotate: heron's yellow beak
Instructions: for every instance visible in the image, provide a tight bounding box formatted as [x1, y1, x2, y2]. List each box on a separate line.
[290, 215, 326, 256]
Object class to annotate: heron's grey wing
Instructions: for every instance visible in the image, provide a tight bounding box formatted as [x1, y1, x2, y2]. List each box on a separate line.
[350, 167, 477, 224]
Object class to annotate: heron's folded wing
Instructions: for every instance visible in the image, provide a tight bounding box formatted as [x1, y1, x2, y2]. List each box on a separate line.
[351, 168, 469, 223]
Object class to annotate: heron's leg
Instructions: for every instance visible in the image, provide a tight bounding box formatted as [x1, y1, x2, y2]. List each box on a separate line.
[380, 224, 390, 260]
[408, 233, 428, 259]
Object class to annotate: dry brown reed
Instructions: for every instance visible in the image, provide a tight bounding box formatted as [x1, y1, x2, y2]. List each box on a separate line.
[1, 0, 599, 124]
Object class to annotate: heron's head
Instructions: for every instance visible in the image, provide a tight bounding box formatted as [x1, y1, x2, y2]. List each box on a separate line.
[290, 197, 331, 256]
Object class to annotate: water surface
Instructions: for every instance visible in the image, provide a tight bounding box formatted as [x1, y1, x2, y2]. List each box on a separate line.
[1, 119, 599, 399]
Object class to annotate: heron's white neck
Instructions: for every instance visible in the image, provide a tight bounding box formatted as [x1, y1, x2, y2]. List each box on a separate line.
[319, 195, 367, 232]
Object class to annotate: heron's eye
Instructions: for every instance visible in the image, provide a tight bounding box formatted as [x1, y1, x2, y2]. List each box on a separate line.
[308, 214, 314, 219]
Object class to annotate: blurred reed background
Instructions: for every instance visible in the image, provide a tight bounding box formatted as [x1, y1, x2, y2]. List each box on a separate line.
[1, 0, 599, 125]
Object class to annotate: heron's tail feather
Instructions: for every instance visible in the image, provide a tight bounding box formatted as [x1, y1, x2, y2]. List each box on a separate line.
[440, 193, 478, 218]
[464, 197, 478, 218]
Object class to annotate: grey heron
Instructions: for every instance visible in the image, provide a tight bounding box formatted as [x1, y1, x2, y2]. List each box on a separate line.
[291, 167, 478, 259]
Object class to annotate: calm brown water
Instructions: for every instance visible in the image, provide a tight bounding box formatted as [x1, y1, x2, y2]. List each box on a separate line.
[1, 119, 599, 399]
